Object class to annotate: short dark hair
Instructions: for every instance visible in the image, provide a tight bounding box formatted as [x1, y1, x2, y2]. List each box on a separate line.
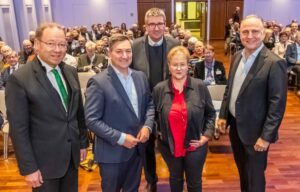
[109, 34, 132, 51]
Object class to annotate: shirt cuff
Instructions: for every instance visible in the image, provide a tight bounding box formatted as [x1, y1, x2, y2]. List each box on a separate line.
[117, 133, 126, 145]
[143, 125, 152, 134]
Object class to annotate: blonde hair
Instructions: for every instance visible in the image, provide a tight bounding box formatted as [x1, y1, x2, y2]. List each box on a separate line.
[144, 8, 166, 24]
[167, 46, 190, 63]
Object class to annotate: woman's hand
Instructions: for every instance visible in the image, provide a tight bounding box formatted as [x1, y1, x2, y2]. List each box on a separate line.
[189, 135, 209, 148]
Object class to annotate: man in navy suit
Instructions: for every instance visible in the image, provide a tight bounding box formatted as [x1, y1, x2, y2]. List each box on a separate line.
[218, 15, 287, 192]
[0, 51, 21, 89]
[85, 34, 155, 192]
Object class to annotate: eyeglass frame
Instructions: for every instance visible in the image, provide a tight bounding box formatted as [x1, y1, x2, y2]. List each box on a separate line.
[38, 39, 67, 49]
[147, 22, 166, 30]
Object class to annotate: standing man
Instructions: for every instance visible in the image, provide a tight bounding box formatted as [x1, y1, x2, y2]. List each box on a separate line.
[232, 6, 241, 24]
[6, 22, 89, 191]
[218, 15, 287, 192]
[131, 8, 179, 191]
[85, 34, 155, 192]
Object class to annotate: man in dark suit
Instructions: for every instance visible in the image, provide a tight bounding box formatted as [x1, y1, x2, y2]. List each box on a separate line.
[131, 8, 179, 191]
[89, 24, 101, 42]
[6, 22, 89, 191]
[72, 36, 87, 57]
[85, 34, 155, 192]
[0, 51, 22, 89]
[194, 44, 227, 85]
[218, 15, 287, 192]
[77, 41, 107, 73]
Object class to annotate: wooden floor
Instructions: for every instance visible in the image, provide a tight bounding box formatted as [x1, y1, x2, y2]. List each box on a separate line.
[1, 41, 300, 192]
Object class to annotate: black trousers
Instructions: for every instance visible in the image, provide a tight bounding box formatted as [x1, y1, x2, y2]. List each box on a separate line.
[158, 140, 208, 192]
[99, 149, 142, 192]
[291, 65, 300, 87]
[143, 134, 158, 184]
[228, 113, 268, 192]
[32, 158, 78, 192]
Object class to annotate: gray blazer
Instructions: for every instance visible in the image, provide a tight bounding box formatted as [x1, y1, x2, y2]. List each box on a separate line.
[285, 43, 299, 66]
[131, 35, 180, 80]
[6, 58, 89, 178]
[85, 65, 155, 163]
[219, 46, 287, 145]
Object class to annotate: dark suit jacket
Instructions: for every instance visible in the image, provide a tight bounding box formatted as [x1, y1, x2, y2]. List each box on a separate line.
[193, 60, 227, 85]
[219, 46, 287, 145]
[131, 35, 180, 82]
[85, 65, 155, 163]
[6, 58, 89, 178]
[285, 43, 299, 66]
[77, 53, 108, 72]
[72, 46, 86, 57]
[0, 64, 23, 89]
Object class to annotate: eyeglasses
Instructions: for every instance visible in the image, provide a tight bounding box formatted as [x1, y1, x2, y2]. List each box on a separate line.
[170, 63, 187, 70]
[147, 22, 165, 30]
[39, 39, 67, 49]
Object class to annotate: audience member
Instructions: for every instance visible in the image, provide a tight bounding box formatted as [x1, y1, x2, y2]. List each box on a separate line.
[194, 45, 227, 85]
[77, 41, 107, 73]
[18, 39, 35, 64]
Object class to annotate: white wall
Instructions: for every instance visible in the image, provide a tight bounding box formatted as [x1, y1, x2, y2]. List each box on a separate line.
[51, 0, 138, 28]
[244, 0, 300, 25]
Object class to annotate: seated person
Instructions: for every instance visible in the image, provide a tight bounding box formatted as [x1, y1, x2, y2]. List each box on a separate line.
[18, 39, 35, 64]
[77, 41, 107, 73]
[194, 45, 227, 86]
[0, 51, 22, 89]
[72, 36, 87, 57]
[286, 31, 300, 94]
[189, 41, 205, 76]
[272, 31, 290, 59]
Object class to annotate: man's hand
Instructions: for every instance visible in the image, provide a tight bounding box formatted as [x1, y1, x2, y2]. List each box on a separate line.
[25, 170, 43, 188]
[80, 148, 88, 162]
[217, 118, 227, 134]
[254, 137, 270, 152]
[123, 134, 140, 149]
[137, 127, 150, 143]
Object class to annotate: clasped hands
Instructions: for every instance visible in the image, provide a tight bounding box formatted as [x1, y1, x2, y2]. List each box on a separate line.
[217, 118, 270, 152]
[123, 127, 150, 149]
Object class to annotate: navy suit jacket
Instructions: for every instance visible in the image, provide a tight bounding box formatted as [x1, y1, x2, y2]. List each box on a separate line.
[85, 65, 155, 163]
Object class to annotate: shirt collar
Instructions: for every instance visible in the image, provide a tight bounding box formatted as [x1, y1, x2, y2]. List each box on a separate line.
[110, 64, 132, 78]
[147, 36, 163, 47]
[37, 55, 61, 73]
[241, 43, 264, 61]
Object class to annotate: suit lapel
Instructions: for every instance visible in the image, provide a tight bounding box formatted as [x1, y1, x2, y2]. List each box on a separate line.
[143, 37, 150, 78]
[60, 64, 76, 113]
[131, 72, 142, 119]
[107, 66, 138, 118]
[238, 47, 267, 96]
[32, 58, 66, 114]
[163, 37, 169, 79]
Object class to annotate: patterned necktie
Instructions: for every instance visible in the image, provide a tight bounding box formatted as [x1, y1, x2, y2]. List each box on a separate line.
[11, 66, 15, 74]
[51, 69, 69, 109]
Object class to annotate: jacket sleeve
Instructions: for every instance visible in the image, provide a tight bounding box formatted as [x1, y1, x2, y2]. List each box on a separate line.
[202, 84, 216, 138]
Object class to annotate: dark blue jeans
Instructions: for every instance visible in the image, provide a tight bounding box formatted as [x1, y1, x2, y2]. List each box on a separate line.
[158, 140, 208, 192]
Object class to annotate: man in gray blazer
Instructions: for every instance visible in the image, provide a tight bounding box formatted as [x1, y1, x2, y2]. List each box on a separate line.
[131, 8, 179, 191]
[77, 41, 107, 73]
[85, 34, 155, 192]
[218, 15, 287, 192]
[6, 23, 89, 192]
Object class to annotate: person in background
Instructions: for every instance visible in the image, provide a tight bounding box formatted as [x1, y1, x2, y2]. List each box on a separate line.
[272, 31, 290, 59]
[153, 46, 215, 192]
[131, 7, 180, 192]
[18, 39, 35, 64]
[194, 45, 227, 86]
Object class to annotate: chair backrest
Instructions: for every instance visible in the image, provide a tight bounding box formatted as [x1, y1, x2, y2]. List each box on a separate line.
[207, 85, 226, 101]
[0, 90, 6, 117]
[78, 72, 95, 89]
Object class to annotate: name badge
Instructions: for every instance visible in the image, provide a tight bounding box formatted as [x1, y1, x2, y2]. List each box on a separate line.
[216, 70, 222, 75]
